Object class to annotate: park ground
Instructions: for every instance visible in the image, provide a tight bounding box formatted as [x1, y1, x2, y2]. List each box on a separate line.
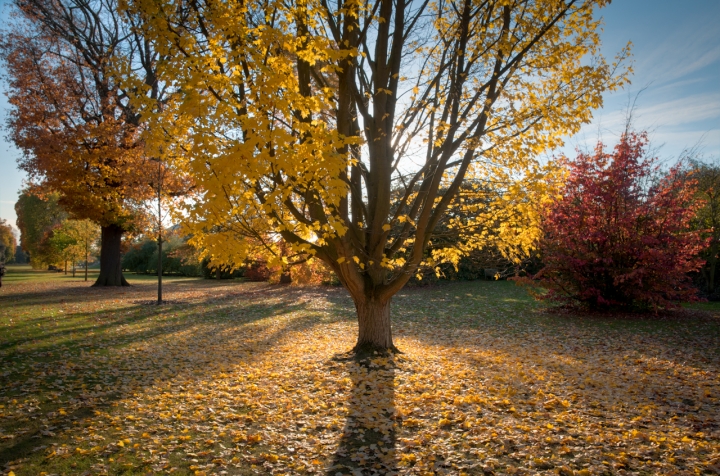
[0, 265, 719, 475]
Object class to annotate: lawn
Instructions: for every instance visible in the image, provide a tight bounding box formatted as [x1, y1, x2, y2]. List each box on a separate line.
[1, 267, 719, 475]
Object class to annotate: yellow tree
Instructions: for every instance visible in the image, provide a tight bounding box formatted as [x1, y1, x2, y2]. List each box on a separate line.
[54, 220, 101, 281]
[128, 0, 629, 352]
[0, 219, 17, 264]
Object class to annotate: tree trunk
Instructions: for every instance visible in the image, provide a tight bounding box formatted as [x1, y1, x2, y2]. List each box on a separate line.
[72, 259, 76, 278]
[157, 236, 163, 303]
[279, 268, 291, 284]
[709, 243, 717, 294]
[64, 260, 67, 275]
[353, 296, 396, 353]
[216, 267, 221, 280]
[93, 224, 129, 286]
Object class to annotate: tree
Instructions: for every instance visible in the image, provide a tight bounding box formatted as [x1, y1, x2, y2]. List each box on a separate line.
[0, 219, 17, 264]
[523, 133, 706, 310]
[15, 190, 67, 268]
[48, 226, 76, 273]
[54, 219, 101, 280]
[684, 160, 720, 296]
[1, 0, 169, 286]
[129, 0, 628, 351]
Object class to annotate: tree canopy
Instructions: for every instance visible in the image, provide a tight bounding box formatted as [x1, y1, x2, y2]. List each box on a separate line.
[523, 133, 706, 310]
[0, 218, 17, 264]
[0, 0, 173, 285]
[14, 190, 67, 268]
[125, 0, 629, 350]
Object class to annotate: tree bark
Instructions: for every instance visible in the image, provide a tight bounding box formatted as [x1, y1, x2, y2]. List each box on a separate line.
[72, 259, 76, 278]
[708, 241, 717, 294]
[93, 224, 129, 286]
[279, 268, 291, 284]
[353, 296, 396, 353]
[157, 235, 163, 303]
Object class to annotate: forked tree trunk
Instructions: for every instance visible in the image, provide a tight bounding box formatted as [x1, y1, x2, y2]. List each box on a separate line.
[93, 224, 129, 287]
[353, 296, 396, 353]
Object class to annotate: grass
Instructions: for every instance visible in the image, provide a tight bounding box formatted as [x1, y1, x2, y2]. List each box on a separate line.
[1, 268, 719, 475]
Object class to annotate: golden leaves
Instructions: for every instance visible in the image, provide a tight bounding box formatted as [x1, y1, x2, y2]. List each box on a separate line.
[1, 278, 719, 474]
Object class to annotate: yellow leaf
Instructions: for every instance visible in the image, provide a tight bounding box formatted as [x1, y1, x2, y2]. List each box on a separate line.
[382, 223, 391, 231]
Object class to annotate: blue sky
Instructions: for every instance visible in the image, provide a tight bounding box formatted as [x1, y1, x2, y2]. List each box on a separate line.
[1, 0, 719, 237]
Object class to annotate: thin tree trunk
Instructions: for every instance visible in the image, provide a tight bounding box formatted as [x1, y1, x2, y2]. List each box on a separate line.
[72, 259, 76, 278]
[157, 159, 163, 304]
[216, 267, 221, 280]
[93, 224, 129, 286]
[158, 234, 163, 303]
[64, 260, 67, 275]
[353, 296, 396, 353]
[709, 242, 717, 294]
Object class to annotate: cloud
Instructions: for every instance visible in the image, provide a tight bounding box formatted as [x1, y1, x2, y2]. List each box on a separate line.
[634, 14, 720, 87]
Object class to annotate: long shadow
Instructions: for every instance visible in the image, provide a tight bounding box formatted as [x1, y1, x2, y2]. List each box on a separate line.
[0, 288, 317, 358]
[0, 278, 259, 308]
[0, 283, 343, 467]
[329, 355, 398, 475]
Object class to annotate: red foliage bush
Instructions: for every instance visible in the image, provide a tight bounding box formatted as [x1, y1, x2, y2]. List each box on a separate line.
[244, 261, 272, 282]
[523, 133, 707, 310]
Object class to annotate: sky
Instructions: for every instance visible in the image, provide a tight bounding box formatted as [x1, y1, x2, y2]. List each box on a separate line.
[0, 0, 719, 239]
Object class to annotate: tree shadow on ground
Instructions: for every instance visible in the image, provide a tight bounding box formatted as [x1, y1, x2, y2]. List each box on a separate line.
[0, 283, 344, 469]
[328, 354, 398, 475]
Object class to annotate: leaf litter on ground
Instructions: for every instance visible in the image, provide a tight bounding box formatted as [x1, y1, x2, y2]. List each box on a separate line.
[0, 278, 718, 475]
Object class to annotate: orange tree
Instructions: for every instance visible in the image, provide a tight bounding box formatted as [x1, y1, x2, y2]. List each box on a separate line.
[1, 0, 172, 286]
[127, 0, 629, 352]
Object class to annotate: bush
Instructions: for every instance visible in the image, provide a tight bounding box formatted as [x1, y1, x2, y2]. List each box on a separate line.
[122, 235, 203, 277]
[520, 133, 706, 311]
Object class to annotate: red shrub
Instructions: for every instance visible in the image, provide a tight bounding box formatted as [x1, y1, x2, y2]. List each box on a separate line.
[244, 261, 272, 282]
[524, 133, 707, 310]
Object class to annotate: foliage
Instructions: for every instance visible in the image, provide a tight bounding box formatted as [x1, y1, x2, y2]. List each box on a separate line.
[123, 234, 203, 277]
[55, 219, 101, 267]
[14, 190, 67, 268]
[12, 247, 28, 264]
[1, 277, 718, 474]
[685, 160, 720, 297]
[125, 0, 629, 348]
[0, 218, 17, 263]
[0, 0, 189, 286]
[0, 1, 153, 230]
[522, 133, 707, 310]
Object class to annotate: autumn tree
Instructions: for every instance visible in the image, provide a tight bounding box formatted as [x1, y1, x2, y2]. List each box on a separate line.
[684, 160, 720, 296]
[128, 0, 628, 351]
[0, 219, 17, 264]
[0, 0, 173, 286]
[15, 190, 67, 268]
[53, 219, 101, 280]
[524, 133, 706, 310]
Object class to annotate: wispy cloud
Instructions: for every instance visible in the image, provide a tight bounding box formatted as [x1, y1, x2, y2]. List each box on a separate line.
[635, 16, 720, 86]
